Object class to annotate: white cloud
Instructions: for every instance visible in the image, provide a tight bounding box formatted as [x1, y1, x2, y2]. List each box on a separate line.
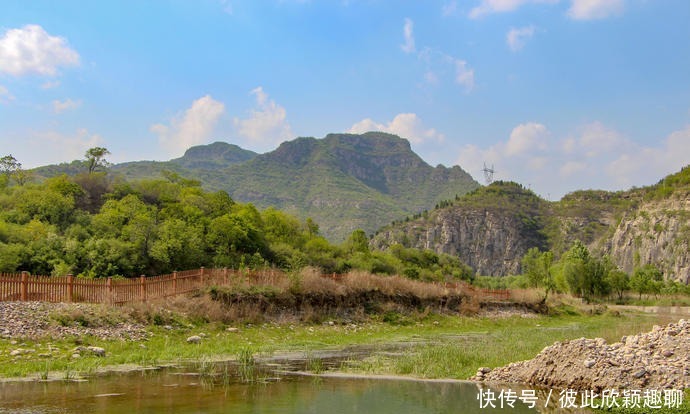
[505, 122, 549, 156]
[560, 160, 588, 177]
[506, 26, 536, 52]
[442, 1, 458, 16]
[606, 126, 690, 188]
[455, 60, 475, 91]
[41, 80, 61, 89]
[19, 128, 103, 167]
[576, 121, 623, 157]
[469, 0, 558, 19]
[233, 87, 293, 148]
[567, 0, 624, 20]
[52, 98, 82, 114]
[151, 95, 225, 157]
[457, 121, 690, 199]
[348, 113, 445, 145]
[0, 85, 14, 103]
[0, 25, 80, 76]
[400, 18, 415, 54]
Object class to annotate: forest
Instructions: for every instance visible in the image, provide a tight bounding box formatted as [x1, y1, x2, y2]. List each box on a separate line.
[0, 151, 473, 281]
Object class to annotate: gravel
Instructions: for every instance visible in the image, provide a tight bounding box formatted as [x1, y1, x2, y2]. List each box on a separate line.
[473, 319, 689, 391]
[0, 301, 148, 341]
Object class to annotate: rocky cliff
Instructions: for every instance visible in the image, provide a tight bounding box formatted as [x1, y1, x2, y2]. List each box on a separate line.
[371, 168, 690, 282]
[606, 196, 690, 284]
[370, 182, 550, 276]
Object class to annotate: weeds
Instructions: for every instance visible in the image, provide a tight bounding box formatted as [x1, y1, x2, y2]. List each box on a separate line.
[236, 347, 256, 383]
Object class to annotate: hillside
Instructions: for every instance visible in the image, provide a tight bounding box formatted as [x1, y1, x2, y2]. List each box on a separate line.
[211, 132, 479, 240]
[371, 167, 690, 282]
[37, 133, 478, 241]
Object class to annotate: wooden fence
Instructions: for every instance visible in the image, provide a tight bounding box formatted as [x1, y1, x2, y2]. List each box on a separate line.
[0, 269, 510, 304]
[0, 268, 232, 305]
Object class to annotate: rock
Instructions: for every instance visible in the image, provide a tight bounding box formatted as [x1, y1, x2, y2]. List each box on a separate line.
[10, 349, 23, 356]
[72, 353, 81, 359]
[226, 327, 239, 333]
[476, 319, 689, 391]
[187, 335, 202, 344]
[478, 367, 492, 374]
[86, 346, 106, 357]
[198, 333, 207, 338]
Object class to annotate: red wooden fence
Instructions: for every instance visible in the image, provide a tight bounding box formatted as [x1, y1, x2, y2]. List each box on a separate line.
[0, 269, 510, 304]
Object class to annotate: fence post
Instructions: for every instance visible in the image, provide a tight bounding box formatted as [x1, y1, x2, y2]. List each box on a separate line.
[107, 277, 113, 305]
[67, 274, 74, 303]
[140, 275, 146, 302]
[173, 271, 178, 295]
[20, 271, 28, 302]
[200, 267, 205, 286]
[223, 267, 228, 285]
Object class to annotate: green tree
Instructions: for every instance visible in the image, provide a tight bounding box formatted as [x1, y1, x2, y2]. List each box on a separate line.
[84, 147, 111, 174]
[0, 155, 30, 186]
[521, 247, 555, 300]
[630, 264, 663, 299]
[346, 229, 369, 254]
[605, 269, 629, 301]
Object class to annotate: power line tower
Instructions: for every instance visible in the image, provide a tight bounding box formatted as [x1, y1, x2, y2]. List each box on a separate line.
[482, 162, 495, 185]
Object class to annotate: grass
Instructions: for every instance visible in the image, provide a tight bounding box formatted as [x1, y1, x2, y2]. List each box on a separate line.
[0, 304, 682, 381]
[341, 311, 683, 379]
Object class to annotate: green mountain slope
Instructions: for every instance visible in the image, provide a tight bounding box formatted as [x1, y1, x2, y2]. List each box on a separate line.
[32, 133, 479, 241]
[201, 132, 479, 240]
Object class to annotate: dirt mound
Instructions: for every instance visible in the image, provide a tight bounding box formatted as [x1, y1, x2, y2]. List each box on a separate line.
[473, 319, 689, 391]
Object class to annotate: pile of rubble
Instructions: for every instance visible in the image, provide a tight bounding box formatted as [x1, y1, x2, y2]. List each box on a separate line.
[473, 319, 689, 391]
[0, 301, 147, 341]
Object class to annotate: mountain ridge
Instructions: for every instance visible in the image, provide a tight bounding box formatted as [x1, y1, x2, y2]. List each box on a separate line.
[32, 132, 480, 241]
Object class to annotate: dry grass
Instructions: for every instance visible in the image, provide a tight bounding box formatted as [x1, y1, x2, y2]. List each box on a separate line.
[118, 269, 520, 325]
[327, 270, 450, 298]
[507, 288, 544, 304]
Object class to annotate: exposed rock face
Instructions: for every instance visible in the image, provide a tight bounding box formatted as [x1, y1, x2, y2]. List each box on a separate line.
[372, 178, 690, 281]
[473, 319, 689, 391]
[605, 197, 690, 284]
[371, 207, 547, 276]
[371, 182, 549, 277]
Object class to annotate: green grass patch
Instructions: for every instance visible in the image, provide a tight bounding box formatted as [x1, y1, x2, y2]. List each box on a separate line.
[0, 308, 682, 381]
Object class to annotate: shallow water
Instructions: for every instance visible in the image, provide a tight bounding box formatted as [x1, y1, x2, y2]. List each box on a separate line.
[0, 368, 545, 414]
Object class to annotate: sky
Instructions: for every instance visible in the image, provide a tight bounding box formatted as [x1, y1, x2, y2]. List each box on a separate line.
[1, 0, 689, 200]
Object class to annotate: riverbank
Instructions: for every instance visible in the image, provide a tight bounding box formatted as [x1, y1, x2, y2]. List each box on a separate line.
[2, 294, 686, 384]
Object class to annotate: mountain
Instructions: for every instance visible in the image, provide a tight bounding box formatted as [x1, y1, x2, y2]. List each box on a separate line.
[205, 132, 478, 240]
[371, 167, 690, 283]
[69, 133, 478, 241]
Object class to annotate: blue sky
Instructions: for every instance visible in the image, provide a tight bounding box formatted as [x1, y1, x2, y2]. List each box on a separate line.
[1, 0, 689, 199]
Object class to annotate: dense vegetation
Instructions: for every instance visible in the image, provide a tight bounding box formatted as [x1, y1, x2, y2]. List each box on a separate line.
[0, 151, 473, 281]
[474, 242, 690, 301]
[32, 133, 480, 241]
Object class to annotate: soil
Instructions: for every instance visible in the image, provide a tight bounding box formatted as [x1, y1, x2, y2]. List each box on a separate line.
[473, 319, 689, 391]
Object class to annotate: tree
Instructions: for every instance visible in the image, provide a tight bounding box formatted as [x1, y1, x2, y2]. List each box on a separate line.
[85, 147, 111, 174]
[630, 264, 663, 299]
[521, 247, 555, 301]
[0, 155, 20, 177]
[0, 154, 30, 186]
[346, 229, 369, 254]
[605, 269, 629, 301]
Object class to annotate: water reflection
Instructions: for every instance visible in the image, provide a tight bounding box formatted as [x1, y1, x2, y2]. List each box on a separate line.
[0, 367, 591, 413]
